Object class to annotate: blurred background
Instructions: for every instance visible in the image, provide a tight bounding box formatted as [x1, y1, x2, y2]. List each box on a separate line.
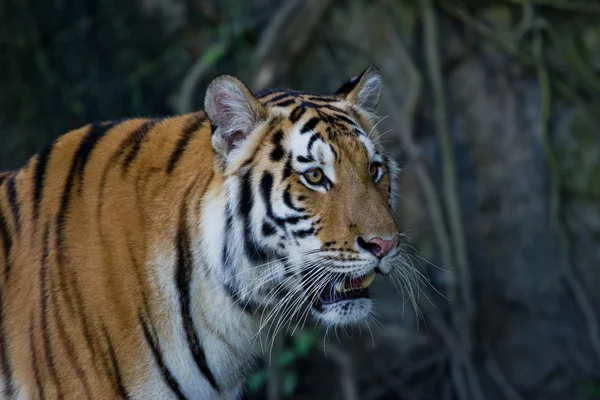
[1, 0, 600, 399]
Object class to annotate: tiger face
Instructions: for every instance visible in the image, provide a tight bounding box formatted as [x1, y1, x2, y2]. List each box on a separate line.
[205, 66, 403, 329]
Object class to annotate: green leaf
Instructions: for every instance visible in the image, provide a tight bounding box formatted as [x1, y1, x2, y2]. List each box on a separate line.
[282, 371, 298, 396]
[580, 380, 599, 398]
[200, 43, 227, 69]
[277, 349, 297, 367]
[293, 331, 316, 356]
[247, 369, 268, 393]
[484, 5, 513, 36]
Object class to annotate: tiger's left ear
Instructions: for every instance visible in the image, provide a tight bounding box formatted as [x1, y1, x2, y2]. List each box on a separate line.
[334, 65, 382, 113]
[205, 75, 267, 160]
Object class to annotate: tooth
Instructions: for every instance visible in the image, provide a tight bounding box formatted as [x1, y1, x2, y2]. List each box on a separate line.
[335, 273, 376, 293]
[360, 273, 376, 289]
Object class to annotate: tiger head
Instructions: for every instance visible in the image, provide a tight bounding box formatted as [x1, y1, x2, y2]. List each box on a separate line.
[204, 66, 406, 329]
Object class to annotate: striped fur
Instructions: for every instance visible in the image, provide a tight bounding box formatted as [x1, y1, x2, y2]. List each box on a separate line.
[0, 65, 406, 399]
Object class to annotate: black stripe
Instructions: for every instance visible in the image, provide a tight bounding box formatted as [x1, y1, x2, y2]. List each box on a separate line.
[76, 121, 120, 195]
[238, 171, 253, 221]
[262, 221, 276, 236]
[306, 96, 338, 103]
[122, 120, 158, 174]
[282, 186, 304, 212]
[96, 120, 157, 221]
[274, 99, 296, 108]
[49, 274, 93, 399]
[55, 123, 102, 226]
[40, 225, 64, 399]
[240, 171, 272, 264]
[330, 113, 358, 128]
[5, 175, 20, 235]
[0, 285, 13, 398]
[307, 133, 321, 154]
[56, 122, 118, 323]
[220, 205, 255, 314]
[296, 156, 313, 163]
[0, 174, 11, 187]
[260, 89, 301, 98]
[260, 174, 277, 219]
[385, 158, 393, 204]
[139, 314, 187, 400]
[96, 121, 150, 217]
[267, 93, 292, 103]
[254, 89, 276, 99]
[282, 154, 293, 180]
[103, 326, 130, 399]
[255, 89, 284, 99]
[0, 207, 11, 278]
[329, 144, 338, 163]
[167, 114, 206, 174]
[126, 241, 155, 330]
[335, 71, 365, 97]
[69, 273, 99, 361]
[176, 181, 219, 390]
[289, 105, 306, 123]
[33, 144, 53, 222]
[318, 103, 347, 114]
[279, 215, 308, 225]
[258, 89, 340, 102]
[49, 305, 93, 399]
[29, 312, 44, 400]
[309, 108, 358, 132]
[221, 207, 233, 271]
[292, 228, 314, 238]
[259, 172, 281, 229]
[260, 172, 307, 228]
[302, 101, 321, 110]
[269, 130, 285, 162]
[300, 117, 319, 134]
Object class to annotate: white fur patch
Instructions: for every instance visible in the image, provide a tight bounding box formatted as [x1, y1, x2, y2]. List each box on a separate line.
[289, 122, 336, 188]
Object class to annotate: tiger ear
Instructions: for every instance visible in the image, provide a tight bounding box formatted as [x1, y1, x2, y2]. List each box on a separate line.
[334, 65, 382, 112]
[205, 75, 266, 159]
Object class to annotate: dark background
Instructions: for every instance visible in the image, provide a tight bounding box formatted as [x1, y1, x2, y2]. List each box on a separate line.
[2, 0, 600, 399]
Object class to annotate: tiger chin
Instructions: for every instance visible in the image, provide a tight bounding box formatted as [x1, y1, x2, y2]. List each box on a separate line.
[0, 65, 406, 399]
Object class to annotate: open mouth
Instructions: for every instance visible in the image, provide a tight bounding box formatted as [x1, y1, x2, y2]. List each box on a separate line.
[317, 272, 376, 305]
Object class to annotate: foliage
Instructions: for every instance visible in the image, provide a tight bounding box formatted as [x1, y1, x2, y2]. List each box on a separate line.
[1, 0, 600, 399]
[247, 330, 317, 396]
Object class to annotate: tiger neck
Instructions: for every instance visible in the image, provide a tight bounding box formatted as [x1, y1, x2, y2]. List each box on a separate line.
[194, 173, 268, 351]
[142, 170, 268, 395]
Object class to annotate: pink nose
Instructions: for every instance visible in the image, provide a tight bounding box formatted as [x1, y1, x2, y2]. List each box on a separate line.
[357, 236, 399, 258]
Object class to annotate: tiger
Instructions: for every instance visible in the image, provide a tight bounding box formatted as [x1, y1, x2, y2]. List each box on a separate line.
[0, 65, 406, 399]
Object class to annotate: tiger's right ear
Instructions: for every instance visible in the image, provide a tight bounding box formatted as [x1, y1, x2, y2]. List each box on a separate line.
[334, 65, 382, 114]
[205, 75, 267, 160]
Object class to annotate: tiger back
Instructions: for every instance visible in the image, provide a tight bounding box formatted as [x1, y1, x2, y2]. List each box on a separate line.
[0, 66, 408, 399]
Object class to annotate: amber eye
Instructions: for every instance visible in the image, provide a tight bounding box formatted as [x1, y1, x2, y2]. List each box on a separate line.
[369, 163, 380, 180]
[304, 168, 324, 185]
